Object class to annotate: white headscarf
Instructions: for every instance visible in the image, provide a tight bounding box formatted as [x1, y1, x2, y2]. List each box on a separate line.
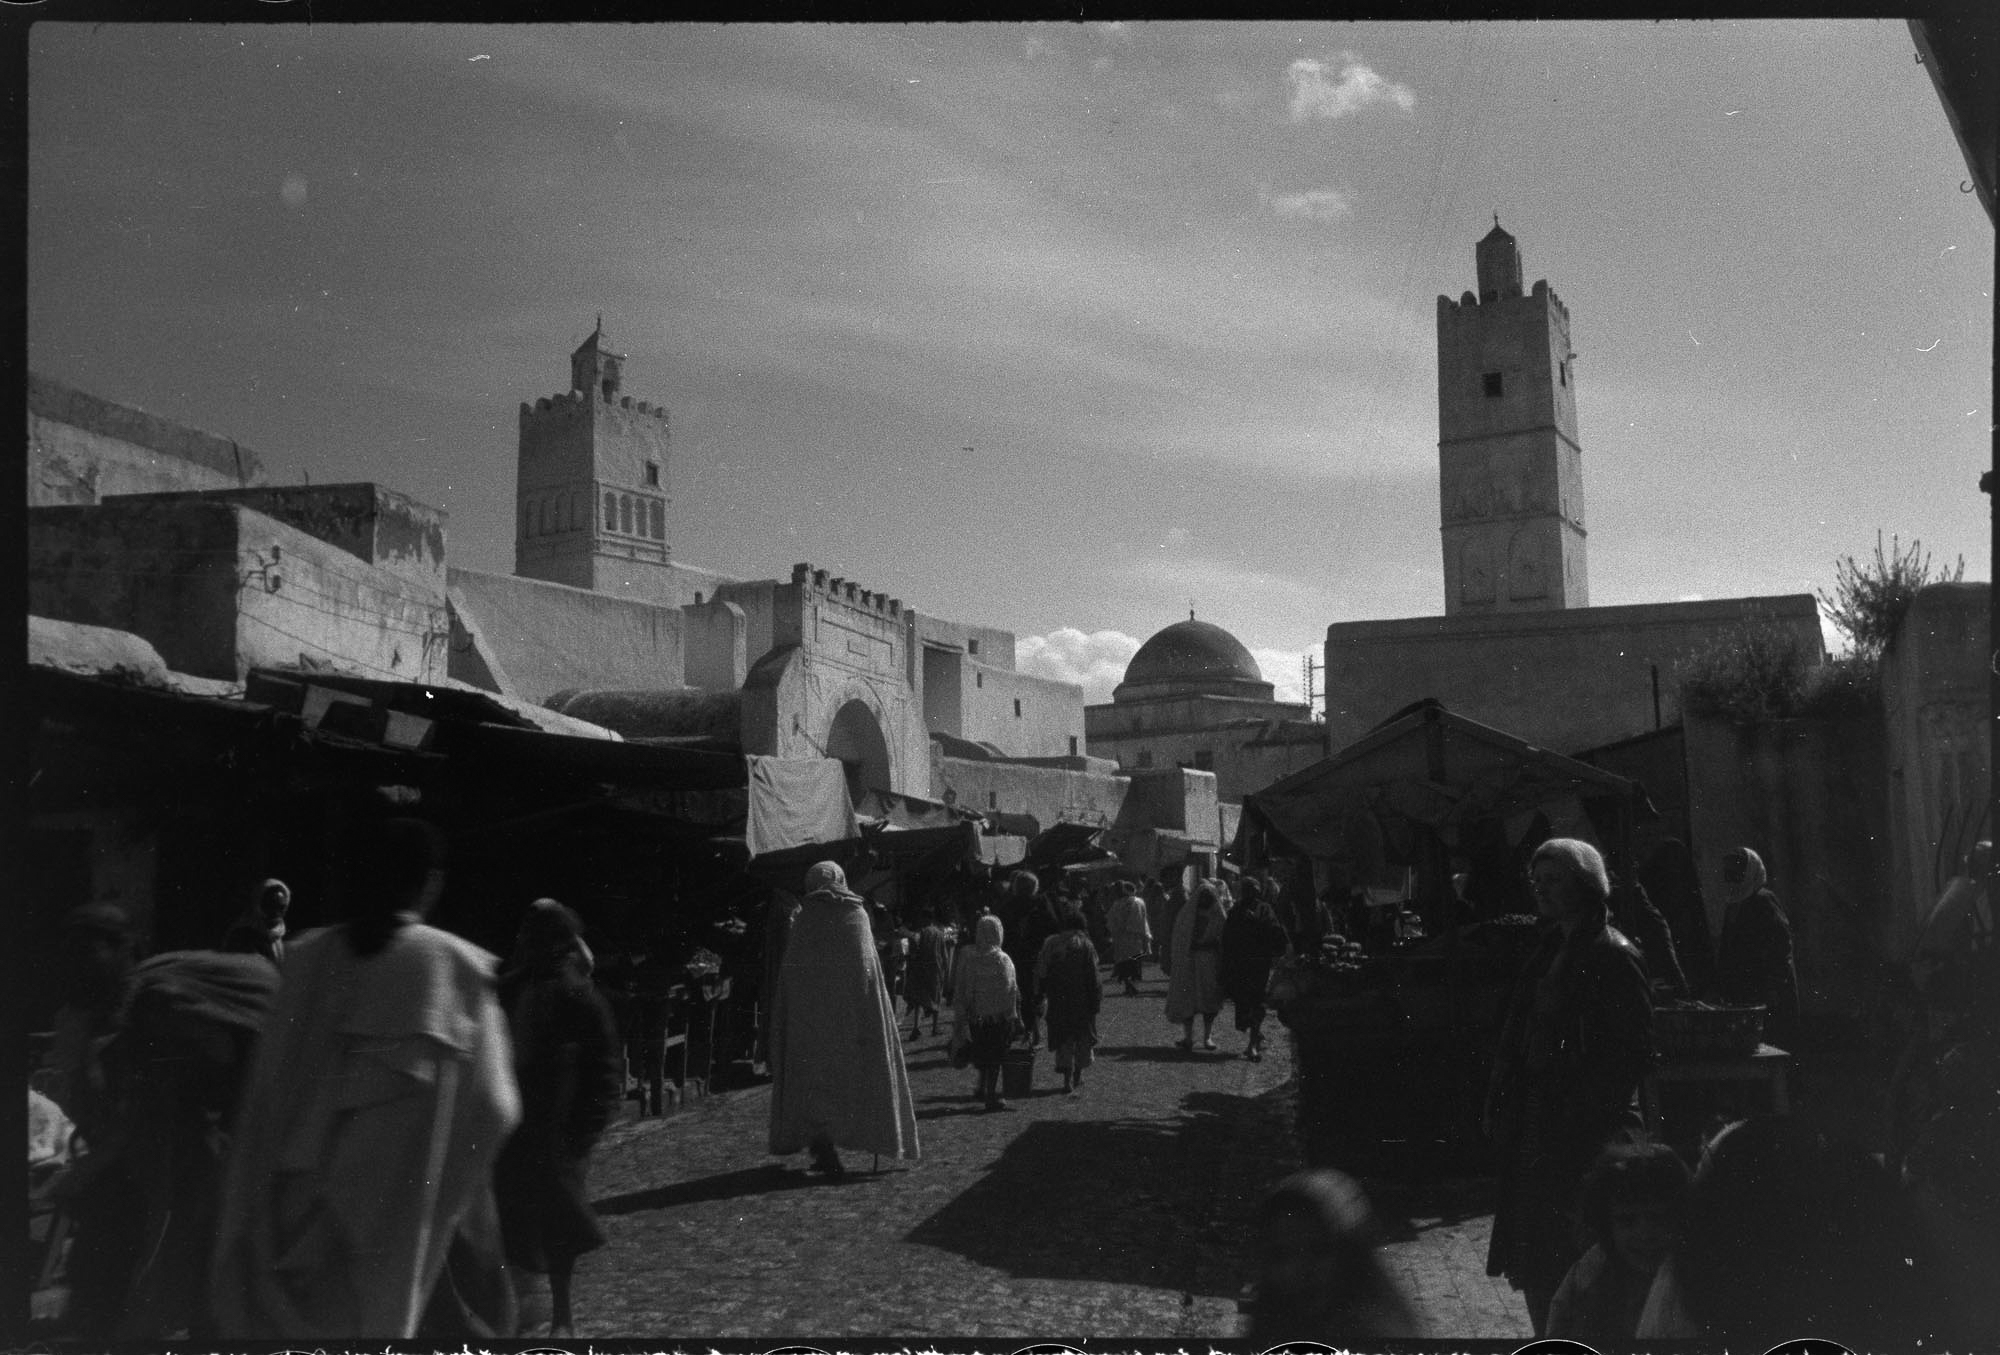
[1725, 847, 1768, 906]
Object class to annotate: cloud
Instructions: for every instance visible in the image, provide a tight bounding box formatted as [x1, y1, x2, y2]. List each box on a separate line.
[1017, 627, 1142, 706]
[1287, 54, 1415, 123]
[1263, 187, 1354, 224]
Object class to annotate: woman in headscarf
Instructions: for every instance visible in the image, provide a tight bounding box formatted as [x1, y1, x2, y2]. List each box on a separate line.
[1221, 885, 1291, 1062]
[767, 861, 920, 1174]
[1711, 846, 1799, 1046]
[1249, 1169, 1424, 1342]
[493, 899, 622, 1338]
[951, 914, 1020, 1111]
[1035, 906, 1103, 1094]
[1166, 881, 1229, 1052]
[218, 878, 291, 966]
[1483, 838, 1654, 1335]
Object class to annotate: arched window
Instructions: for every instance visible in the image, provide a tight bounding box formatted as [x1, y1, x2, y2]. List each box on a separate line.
[649, 500, 664, 539]
[603, 491, 617, 531]
[620, 496, 633, 536]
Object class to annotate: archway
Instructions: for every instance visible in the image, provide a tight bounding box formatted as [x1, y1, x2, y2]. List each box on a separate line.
[824, 698, 892, 803]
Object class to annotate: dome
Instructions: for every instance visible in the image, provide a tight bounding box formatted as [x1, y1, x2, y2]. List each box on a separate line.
[1115, 618, 1272, 700]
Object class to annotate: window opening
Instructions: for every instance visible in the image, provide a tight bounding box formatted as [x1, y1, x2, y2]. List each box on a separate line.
[644, 463, 660, 487]
[1482, 371, 1504, 398]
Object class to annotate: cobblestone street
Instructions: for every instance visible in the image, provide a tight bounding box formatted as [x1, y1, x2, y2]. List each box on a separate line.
[575, 968, 1532, 1341]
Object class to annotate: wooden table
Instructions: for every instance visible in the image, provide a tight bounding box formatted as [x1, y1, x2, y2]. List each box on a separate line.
[1642, 1043, 1792, 1151]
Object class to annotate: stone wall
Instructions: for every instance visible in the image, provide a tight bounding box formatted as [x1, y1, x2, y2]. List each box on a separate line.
[1881, 582, 1991, 956]
[27, 372, 265, 506]
[1325, 593, 1823, 756]
[446, 565, 684, 704]
[950, 660, 1084, 759]
[112, 483, 446, 595]
[31, 501, 448, 683]
[1684, 710, 1893, 1027]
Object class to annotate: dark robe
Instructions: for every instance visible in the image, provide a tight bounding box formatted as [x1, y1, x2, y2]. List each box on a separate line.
[494, 953, 623, 1271]
[1486, 924, 1653, 1303]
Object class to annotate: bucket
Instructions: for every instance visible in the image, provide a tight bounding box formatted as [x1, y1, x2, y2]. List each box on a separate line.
[1000, 1047, 1036, 1098]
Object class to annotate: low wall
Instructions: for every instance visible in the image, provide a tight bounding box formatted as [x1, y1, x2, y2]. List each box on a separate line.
[447, 566, 684, 703]
[32, 501, 448, 683]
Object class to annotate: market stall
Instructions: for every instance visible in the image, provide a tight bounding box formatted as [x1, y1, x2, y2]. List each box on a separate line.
[1236, 699, 1654, 1174]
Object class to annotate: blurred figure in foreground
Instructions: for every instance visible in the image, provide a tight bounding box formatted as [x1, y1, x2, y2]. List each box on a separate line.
[211, 817, 520, 1339]
[1637, 1114, 1921, 1344]
[494, 899, 622, 1338]
[1249, 1169, 1424, 1342]
[1546, 1141, 1690, 1344]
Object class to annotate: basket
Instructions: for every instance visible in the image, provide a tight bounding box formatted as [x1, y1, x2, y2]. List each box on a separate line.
[1654, 1003, 1766, 1059]
[1000, 1047, 1036, 1098]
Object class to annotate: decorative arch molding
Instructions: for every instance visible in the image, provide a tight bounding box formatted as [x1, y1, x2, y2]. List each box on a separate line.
[818, 678, 897, 800]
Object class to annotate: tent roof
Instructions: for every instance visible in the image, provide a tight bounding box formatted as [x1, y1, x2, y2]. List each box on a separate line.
[1242, 698, 1646, 860]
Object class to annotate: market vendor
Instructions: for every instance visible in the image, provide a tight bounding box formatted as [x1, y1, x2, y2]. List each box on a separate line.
[1484, 838, 1654, 1336]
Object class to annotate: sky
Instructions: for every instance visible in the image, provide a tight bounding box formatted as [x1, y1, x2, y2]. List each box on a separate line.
[29, 21, 1992, 706]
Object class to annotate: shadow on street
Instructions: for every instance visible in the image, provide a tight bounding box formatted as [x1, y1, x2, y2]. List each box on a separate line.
[595, 1162, 881, 1214]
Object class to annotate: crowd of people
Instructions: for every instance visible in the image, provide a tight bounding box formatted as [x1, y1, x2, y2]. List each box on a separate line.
[31, 816, 1999, 1347]
[1243, 834, 2000, 1348]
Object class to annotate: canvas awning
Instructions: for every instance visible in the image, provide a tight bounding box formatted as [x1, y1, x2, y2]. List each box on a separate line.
[1239, 698, 1649, 862]
[1020, 820, 1115, 872]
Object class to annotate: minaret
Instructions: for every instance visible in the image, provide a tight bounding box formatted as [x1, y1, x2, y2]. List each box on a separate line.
[514, 321, 673, 595]
[1435, 220, 1587, 614]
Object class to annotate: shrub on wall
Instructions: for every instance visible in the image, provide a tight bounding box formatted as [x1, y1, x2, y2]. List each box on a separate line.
[1680, 618, 1814, 722]
[1816, 531, 1965, 660]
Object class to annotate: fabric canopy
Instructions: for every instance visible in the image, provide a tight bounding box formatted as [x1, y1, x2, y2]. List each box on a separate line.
[1239, 699, 1649, 862]
[745, 755, 860, 859]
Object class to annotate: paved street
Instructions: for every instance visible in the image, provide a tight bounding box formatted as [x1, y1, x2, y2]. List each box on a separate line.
[575, 966, 1532, 1341]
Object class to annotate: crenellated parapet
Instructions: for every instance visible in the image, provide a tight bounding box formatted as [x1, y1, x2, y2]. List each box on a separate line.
[519, 389, 671, 422]
[790, 561, 904, 618]
[1438, 278, 1569, 322]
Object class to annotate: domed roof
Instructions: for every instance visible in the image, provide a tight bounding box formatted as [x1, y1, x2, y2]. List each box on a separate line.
[1119, 618, 1266, 694]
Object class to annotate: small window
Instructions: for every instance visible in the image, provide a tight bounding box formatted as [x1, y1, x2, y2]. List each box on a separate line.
[1482, 371, 1504, 398]
[649, 501, 665, 539]
[968, 638, 980, 656]
[1136, 750, 1153, 769]
[976, 673, 984, 689]
[987, 791, 998, 810]
[604, 492, 617, 531]
[620, 496, 633, 535]
[644, 463, 660, 487]
[1068, 736, 1078, 756]
[1013, 699, 1022, 718]
[1558, 361, 1567, 387]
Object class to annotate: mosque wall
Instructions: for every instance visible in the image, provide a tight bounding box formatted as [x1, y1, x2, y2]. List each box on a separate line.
[1324, 594, 1824, 756]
